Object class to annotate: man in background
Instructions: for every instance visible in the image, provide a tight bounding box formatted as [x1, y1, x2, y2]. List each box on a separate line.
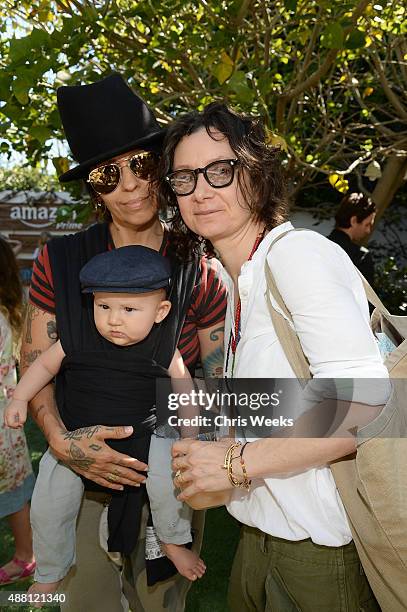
[328, 192, 376, 286]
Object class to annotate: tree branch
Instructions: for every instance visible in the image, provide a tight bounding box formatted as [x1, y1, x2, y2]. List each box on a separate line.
[54, 0, 74, 13]
[351, 81, 397, 139]
[371, 50, 407, 121]
[275, 98, 288, 132]
[179, 53, 205, 89]
[262, 4, 271, 66]
[198, 0, 228, 26]
[282, 0, 370, 100]
[283, 48, 338, 100]
[294, 12, 323, 85]
[394, 38, 407, 86]
[235, 0, 253, 25]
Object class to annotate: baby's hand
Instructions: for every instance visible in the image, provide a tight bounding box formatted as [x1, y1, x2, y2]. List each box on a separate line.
[4, 399, 28, 429]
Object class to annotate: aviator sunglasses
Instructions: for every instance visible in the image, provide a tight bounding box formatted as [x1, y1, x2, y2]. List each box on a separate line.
[87, 152, 158, 195]
[165, 159, 240, 196]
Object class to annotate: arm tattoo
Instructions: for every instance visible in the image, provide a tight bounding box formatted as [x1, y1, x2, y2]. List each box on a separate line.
[21, 349, 42, 370]
[66, 442, 96, 471]
[47, 319, 58, 341]
[32, 403, 45, 419]
[202, 346, 224, 378]
[62, 425, 102, 441]
[24, 303, 40, 344]
[209, 326, 224, 342]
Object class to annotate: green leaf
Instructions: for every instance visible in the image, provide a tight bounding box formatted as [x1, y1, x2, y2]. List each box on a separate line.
[212, 62, 233, 84]
[212, 53, 234, 84]
[227, 71, 254, 104]
[320, 23, 344, 49]
[83, 6, 98, 21]
[284, 0, 298, 12]
[52, 156, 70, 176]
[345, 29, 367, 49]
[9, 35, 31, 64]
[61, 17, 79, 38]
[48, 109, 61, 130]
[30, 28, 49, 49]
[28, 59, 54, 81]
[30, 125, 52, 144]
[0, 75, 12, 102]
[258, 73, 273, 96]
[0, 102, 23, 122]
[12, 76, 30, 105]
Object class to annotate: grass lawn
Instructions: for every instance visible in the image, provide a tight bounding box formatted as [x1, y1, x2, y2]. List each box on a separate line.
[0, 418, 239, 612]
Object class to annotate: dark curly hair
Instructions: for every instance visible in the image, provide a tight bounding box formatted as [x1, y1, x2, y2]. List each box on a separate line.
[0, 237, 23, 337]
[156, 102, 289, 259]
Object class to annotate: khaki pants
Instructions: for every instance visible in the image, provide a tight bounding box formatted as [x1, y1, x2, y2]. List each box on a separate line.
[60, 493, 205, 612]
[228, 526, 380, 612]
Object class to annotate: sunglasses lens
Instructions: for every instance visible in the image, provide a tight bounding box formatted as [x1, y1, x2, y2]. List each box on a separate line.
[129, 153, 156, 180]
[89, 164, 120, 194]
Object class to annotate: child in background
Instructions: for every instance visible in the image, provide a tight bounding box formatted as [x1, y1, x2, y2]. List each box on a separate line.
[0, 236, 35, 586]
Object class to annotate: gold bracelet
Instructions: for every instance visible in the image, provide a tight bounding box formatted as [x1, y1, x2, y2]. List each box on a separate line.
[222, 442, 251, 490]
[230, 444, 251, 490]
[239, 442, 251, 489]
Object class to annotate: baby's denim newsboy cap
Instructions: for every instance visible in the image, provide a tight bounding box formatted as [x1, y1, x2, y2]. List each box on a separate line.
[80, 245, 172, 293]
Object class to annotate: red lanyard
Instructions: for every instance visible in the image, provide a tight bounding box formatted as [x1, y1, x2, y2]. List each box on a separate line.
[225, 229, 266, 376]
[231, 229, 266, 354]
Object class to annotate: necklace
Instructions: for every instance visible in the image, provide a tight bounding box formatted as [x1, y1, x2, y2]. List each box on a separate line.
[225, 228, 266, 376]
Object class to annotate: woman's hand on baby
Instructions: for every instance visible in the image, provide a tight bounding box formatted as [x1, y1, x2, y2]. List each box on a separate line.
[49, 425, 148, 490]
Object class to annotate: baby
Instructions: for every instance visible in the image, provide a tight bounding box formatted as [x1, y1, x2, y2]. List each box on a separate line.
[5, 245, 205, 601]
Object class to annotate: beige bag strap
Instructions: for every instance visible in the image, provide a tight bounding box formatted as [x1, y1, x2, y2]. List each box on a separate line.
[357, 272, 390, 316]
[264, 228, 394, 378]
[264, 229, 311, 380]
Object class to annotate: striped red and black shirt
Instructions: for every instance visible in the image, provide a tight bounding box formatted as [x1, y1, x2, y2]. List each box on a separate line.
[29, 235, 227, 369]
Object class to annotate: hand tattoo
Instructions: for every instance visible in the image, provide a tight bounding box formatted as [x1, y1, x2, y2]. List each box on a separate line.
[66, 442, 96, 471]
[63, 425, 102, 441]
[89, 444, 102, 452]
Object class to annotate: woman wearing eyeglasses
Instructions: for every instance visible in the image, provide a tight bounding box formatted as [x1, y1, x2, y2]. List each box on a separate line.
[22, 75, 226, 612]
[157, 103, 390, 611]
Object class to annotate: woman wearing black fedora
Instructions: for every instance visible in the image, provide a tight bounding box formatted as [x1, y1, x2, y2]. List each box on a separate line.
[21, 74, 226, 612]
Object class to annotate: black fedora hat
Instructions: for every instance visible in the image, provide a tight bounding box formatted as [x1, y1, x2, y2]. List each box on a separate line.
[57, 74, 164, 183]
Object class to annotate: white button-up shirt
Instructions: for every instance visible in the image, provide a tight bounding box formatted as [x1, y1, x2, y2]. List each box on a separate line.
[222, 222, 390, 546]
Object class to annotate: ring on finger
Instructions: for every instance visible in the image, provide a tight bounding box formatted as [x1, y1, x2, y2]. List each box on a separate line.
[107, 472, 119, 482]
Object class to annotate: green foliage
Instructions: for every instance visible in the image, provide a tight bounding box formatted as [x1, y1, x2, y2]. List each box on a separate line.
[320, 22, 344, 49]
[374, 257, 407, 315]
[0, 166, 59, 191]
[0, 0, 405, 201]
